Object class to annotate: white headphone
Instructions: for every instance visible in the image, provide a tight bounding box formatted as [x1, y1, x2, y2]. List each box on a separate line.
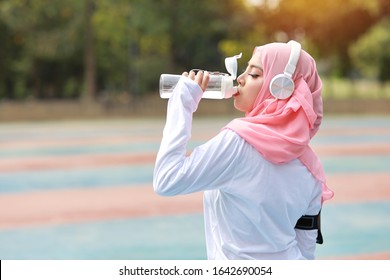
[269, 40, 301, 99]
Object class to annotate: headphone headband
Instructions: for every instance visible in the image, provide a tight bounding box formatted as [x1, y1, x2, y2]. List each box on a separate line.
[284, 40, 301, 78]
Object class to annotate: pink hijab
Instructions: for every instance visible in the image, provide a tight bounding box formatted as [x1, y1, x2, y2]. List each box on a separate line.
[225, 42, 334, 203]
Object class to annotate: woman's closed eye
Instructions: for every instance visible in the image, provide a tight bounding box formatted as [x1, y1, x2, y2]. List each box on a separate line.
[248, 73, 260, 78]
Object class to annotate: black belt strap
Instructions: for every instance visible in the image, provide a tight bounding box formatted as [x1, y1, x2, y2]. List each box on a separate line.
[295, 212, 323, 244]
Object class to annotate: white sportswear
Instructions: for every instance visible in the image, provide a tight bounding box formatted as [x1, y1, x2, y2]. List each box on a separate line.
[153, 76, 322, 260]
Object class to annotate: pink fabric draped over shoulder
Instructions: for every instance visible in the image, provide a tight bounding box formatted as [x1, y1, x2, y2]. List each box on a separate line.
[224, 42, 334, 203]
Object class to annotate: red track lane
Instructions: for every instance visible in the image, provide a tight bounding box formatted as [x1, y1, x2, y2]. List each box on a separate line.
[0, 153, 157, 172]
[0, 185, 203, 230]
[316, 127, 390, 136]
[326, 172, 390, 204]
[314, 142, 390, 156]
[321, 251, 390, 260]
[1, 142, 389, 173]
[0, 135, 160, 150]
[1, 172, 389, 230]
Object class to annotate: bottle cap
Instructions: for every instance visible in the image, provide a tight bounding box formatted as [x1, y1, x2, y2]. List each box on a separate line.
[225, 53, 242, 80]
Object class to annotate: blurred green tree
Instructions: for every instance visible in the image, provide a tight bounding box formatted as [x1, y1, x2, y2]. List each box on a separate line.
[261, 0, 389, 77]
[0, 0, 85, 99]
[0, 20, 20, 99]
[125, 0, 253, 96]
[349, 18, 390, 84]
[0, 0, 252, 100]
[1, 0, 389, 101]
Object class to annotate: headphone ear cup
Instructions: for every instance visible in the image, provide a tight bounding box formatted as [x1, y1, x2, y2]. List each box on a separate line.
[269, 74, 295, 99]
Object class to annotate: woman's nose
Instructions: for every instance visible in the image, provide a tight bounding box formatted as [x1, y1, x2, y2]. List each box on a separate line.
[237, 73, 245, 86]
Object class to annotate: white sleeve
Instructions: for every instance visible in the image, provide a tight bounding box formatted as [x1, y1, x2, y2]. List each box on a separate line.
[153, 76, 242, 196]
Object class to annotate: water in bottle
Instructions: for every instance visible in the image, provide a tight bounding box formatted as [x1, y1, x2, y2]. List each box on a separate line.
[159, 74, 237, 99]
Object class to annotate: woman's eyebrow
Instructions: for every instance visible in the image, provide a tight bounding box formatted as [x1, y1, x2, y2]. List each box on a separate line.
[248, 63, 263, 71]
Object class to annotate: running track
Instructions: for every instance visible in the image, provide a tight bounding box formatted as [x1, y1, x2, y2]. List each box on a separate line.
[0, 115, 389, 259]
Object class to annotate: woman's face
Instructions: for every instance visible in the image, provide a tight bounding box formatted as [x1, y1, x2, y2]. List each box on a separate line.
[234, 51, 264, 113]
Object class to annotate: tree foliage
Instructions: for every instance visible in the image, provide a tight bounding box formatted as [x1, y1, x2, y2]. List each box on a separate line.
[0, 0, 389, 101]
[261, 0, 389, 76]
[0, 0, 85, 99]
[349, 18, 390, 83]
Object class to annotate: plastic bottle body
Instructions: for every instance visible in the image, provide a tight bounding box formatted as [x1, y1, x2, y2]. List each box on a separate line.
[159, 74, 236, 99]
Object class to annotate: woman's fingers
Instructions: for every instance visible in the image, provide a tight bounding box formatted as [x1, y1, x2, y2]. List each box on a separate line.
[189, 70, 196, 80]
[194, 70, 203, 85]
[200, 71, 210, 92]
[184, 70, 210, 92]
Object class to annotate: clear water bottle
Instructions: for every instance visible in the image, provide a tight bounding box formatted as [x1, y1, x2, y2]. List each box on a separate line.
[159, 74, 237, 99]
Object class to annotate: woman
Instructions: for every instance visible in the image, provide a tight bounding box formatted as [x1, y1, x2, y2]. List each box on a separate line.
[153, 41, 334, 260]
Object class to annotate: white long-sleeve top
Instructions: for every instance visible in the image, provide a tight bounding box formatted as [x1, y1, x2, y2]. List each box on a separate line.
[153, 76, 322, 260]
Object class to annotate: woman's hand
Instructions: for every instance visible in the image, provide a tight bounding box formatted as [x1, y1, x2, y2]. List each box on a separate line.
[182, 70, 210, 92]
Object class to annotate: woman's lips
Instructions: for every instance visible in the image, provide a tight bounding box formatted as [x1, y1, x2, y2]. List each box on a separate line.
[233, 90, 240, 97]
